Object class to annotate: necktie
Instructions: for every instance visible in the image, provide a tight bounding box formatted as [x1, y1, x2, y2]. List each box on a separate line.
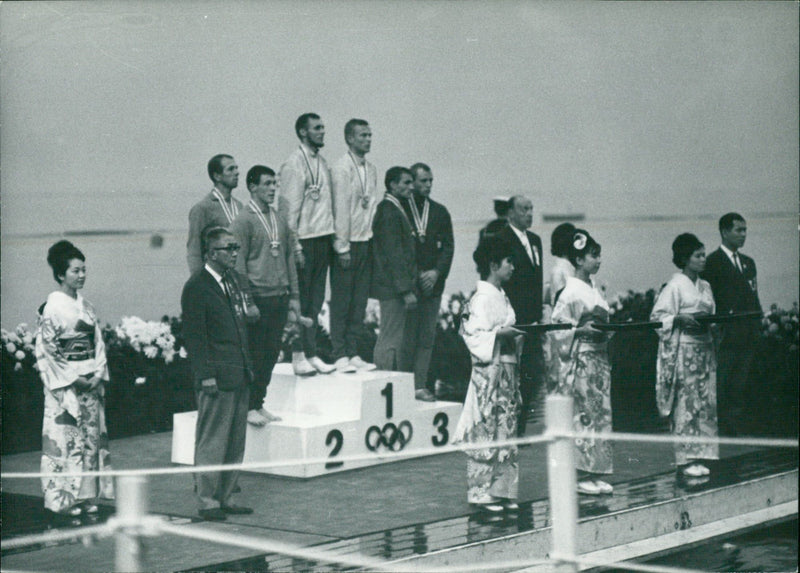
[733, 252, 742, 273]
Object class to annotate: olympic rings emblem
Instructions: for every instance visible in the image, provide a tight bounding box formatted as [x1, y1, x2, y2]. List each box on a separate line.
[364, 421, 413, 452]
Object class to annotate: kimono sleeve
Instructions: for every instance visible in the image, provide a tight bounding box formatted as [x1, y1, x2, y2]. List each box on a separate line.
[460, 294, 499, 363]
[35, 303, 80, 391]
[86, 301, 110, 381]
[650, 281, 680, 339]
[550, 290, 581, 360]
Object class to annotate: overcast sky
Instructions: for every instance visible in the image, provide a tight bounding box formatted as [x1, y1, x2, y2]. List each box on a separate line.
[1, 1, 797, 235]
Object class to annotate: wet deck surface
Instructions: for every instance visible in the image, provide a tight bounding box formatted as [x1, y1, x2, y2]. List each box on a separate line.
[1, 398, 796, 572]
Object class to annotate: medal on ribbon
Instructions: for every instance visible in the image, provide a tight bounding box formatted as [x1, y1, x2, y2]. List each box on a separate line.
[300, 145, 322, 202]
[249, 199, 281, 257]
[349, 152, 370, 210]
[385, 193, 416, 240]
[212, 188, 239, 224]
[408, 197, 429, 244]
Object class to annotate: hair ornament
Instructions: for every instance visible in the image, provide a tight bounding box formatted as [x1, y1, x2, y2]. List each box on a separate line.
[573, 233, 587, 250]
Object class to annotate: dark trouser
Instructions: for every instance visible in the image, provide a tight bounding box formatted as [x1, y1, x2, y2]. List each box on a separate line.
[518, 334, 545, 436]
[297, 236, 333, 357]
[716, 327, 758, 436]
[248, 294, 289, 411]
[374, 298, 408, 371]
[194, 385, 249, 510]
[330, 240, 372, 361]
[401, 294, 441, 391]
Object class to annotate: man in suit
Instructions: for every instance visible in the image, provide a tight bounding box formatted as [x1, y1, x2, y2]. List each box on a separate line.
[701, 212, 762, 436]
[186, 154, 244, 274]
[181, 226, 254, 521]
[402, 162, 454, 401]
[497, 195, 544, 436]
[372, 167, 418, 372]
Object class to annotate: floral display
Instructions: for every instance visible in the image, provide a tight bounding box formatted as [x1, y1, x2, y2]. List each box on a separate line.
[1, 292, 797, 454]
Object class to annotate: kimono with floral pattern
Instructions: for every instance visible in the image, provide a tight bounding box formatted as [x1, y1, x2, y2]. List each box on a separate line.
[551, 277, 613, 474]
[453, 281, 522, 503]
[35, 291, 114, 513]
[650, 273, 719, 465]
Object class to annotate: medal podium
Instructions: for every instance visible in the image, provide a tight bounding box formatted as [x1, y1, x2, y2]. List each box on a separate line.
[171, 364, 463, 478]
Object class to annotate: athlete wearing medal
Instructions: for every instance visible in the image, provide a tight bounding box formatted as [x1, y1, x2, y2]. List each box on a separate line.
[279, 113, 336, 375]
[187, 154, 245, 275]
[372, 167, 419, 373]
[402, 163, 454, 401]
[330, 119, 380, 373]
[230, 166, 300, 426]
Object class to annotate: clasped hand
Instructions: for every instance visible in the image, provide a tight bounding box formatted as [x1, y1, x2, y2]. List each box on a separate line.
[74, 375, 101, 391]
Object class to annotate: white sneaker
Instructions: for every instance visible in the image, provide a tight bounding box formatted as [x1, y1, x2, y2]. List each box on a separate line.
[349, 356, 376, 371]
[309, 356, 335, 374]
[334, 357, 357, 373]
[292, 355, 317, 377]
[594, 480, 614, 494]
[577, 480, 602, 495]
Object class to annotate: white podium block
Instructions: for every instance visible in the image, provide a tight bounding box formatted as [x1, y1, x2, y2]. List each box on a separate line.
[171, 364, 463, 478]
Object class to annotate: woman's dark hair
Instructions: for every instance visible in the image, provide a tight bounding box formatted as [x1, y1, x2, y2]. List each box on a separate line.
[47, 240, 85, 283]
[566, 229, 601, 267]
[473, 235, 513, 280]
[550, 222, 576, 257]
[671, 233, 704, 269]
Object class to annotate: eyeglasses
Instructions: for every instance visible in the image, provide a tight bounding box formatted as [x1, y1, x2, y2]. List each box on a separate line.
[213, 244, 241, 252]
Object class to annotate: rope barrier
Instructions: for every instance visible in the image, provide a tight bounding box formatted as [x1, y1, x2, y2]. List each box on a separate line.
[2, 430, 795, 481]
[0, 523, 114, 551]
[0, 434, 554, 480]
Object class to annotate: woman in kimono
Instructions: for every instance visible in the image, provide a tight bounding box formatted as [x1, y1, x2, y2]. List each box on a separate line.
[650, 233, 718, 478]
[35, 240, 114, 517]
[551, 230, 613, 495]
[544, 222, 576, 393]
[454, 235, 523, 513]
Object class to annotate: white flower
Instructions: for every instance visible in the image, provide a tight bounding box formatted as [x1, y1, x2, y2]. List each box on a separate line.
[14, 350, 26, 361]
[143, 345, 158, 359]
[15, 323, 29, 337]
[163, 348, 175, 364]
[178, 347, 188, 359]
[32, 362, 40, 371]
[22, 333, 34, 345]
[14, 362, 22, 372]
[135, 377, 147, 385]
[6, 342, 17, 354]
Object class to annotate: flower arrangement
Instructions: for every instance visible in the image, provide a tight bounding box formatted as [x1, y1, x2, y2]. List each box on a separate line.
[762, 303, 799, 351]
[0, 323, 38, 372]
[108, 316, 185, 364]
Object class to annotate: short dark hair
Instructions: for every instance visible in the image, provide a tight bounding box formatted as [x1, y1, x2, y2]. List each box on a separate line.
[566, 229, 601, 267]
[551, 222, 577, 257]
[473, 235, 513, 280]
[246, 165, 275, 189]
[47, 240, 85, 284]
[410, 163, 431, 179]
[295, 113, 321, 139]
[719, 212, 745, 233]
[201, 226, 233, 258]
[344, 118, 369, 141]
[207, 154, 233, 182]
[671, 233, 704, 269]
[385, 166, 413, 190]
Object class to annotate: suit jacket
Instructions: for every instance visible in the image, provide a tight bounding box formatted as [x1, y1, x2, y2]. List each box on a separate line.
[405, 197, 455, 298]
[181, 268, 253, 391]
[701, 247, 761, 341]
[371, 196, 418, 301]
[497, 225, 544, 324]
[186, 191, 245, 274]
